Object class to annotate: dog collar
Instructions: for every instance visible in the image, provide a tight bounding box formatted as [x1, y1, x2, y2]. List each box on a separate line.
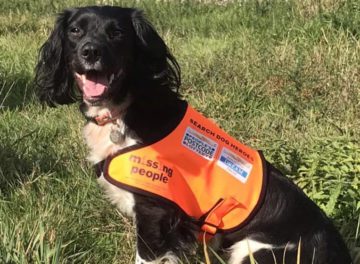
[79, 98, 132, 126]
[82, 111, 119, 126]
[91, 112, 118, 126]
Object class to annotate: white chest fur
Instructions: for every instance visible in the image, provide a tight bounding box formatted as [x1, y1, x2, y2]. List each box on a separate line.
[83, 121, 118, 164]
[83, 106, 138, 217]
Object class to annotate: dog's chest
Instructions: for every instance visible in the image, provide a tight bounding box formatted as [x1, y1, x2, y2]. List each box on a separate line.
[83, 122, 114, 163]
[83, 120, 138, 217]
[83, 121, 136, 163]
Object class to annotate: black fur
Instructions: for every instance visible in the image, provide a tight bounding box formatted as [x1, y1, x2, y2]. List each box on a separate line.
[35, 11, 76, 105]
[35, 6, 180, 107]
[35, 6, 352, 264]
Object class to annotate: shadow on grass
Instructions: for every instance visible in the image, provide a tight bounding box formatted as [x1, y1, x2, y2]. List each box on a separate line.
[263, 141, 303, 178]
[321, 1, 360, 39]
[0, 71, 36, 110]
[0, 133, 72, 196]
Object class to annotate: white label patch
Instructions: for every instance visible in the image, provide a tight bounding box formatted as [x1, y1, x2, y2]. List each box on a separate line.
[217, 147, 253, 183]
[182, 127, 218, 160]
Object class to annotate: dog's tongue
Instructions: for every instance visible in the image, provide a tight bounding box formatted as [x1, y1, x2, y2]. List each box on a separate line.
[77, 72, 109, 98]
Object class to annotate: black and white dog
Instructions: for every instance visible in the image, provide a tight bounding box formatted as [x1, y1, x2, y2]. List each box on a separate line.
[35, 6, 352, 264]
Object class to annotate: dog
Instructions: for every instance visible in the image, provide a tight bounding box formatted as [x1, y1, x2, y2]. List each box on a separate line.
[34, 6, 352, 264]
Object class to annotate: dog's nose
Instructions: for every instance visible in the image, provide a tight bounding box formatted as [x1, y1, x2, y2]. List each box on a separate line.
[81, 43, 101, 63]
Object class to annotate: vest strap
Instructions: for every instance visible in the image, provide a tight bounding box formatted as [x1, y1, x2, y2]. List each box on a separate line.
[201, 197, 240, 235]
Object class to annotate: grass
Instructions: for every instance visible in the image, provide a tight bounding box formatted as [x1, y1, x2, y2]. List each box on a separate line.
[0, 0, 359, 263]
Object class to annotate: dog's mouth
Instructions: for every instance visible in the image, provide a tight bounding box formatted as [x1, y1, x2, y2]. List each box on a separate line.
[74, 69, 123, 104]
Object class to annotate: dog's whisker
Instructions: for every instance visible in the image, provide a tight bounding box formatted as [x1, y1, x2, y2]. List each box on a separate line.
[109, 73, 114, 85]
[116, 68, 123, 78]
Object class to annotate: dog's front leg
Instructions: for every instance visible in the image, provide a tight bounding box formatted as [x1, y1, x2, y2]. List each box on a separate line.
[134, 201, 180, 264]
[135, 224, 179, 264]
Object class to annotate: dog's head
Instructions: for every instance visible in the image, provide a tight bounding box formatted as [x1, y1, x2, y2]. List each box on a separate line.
[35, 6, 180, 106]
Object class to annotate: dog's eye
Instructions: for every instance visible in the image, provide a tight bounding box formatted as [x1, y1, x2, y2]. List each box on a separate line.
[108, 30, 122, 39]
[70, 27, 81, 35]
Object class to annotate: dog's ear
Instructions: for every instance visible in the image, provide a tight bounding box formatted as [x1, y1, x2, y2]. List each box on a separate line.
[35, 10, 77, 106]
[131, 10, 181, 92]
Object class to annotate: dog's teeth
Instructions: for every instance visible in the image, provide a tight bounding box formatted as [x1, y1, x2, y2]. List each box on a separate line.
[109, 74, 114, 84]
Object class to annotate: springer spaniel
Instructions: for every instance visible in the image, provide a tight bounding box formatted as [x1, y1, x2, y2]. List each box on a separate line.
[34, 6, 352, 264]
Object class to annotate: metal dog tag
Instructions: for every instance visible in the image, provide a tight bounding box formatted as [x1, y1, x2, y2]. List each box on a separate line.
[110, 126, 125, 144]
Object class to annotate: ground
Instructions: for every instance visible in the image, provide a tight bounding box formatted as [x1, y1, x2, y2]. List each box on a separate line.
[0, 0, 359, 263]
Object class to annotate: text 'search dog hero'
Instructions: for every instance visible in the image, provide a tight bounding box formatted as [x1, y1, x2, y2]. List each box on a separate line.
[35, 6, 352, 264]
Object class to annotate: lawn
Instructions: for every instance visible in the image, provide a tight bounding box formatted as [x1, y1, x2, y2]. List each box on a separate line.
[0, 0, 359, 263]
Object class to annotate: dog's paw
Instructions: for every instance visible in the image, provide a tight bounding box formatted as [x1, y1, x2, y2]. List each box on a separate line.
[135, 251, 179, 264]
[135, 252, 153, 264]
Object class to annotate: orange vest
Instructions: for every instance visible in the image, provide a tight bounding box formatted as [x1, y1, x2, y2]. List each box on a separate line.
[103, 104, 267, 236]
